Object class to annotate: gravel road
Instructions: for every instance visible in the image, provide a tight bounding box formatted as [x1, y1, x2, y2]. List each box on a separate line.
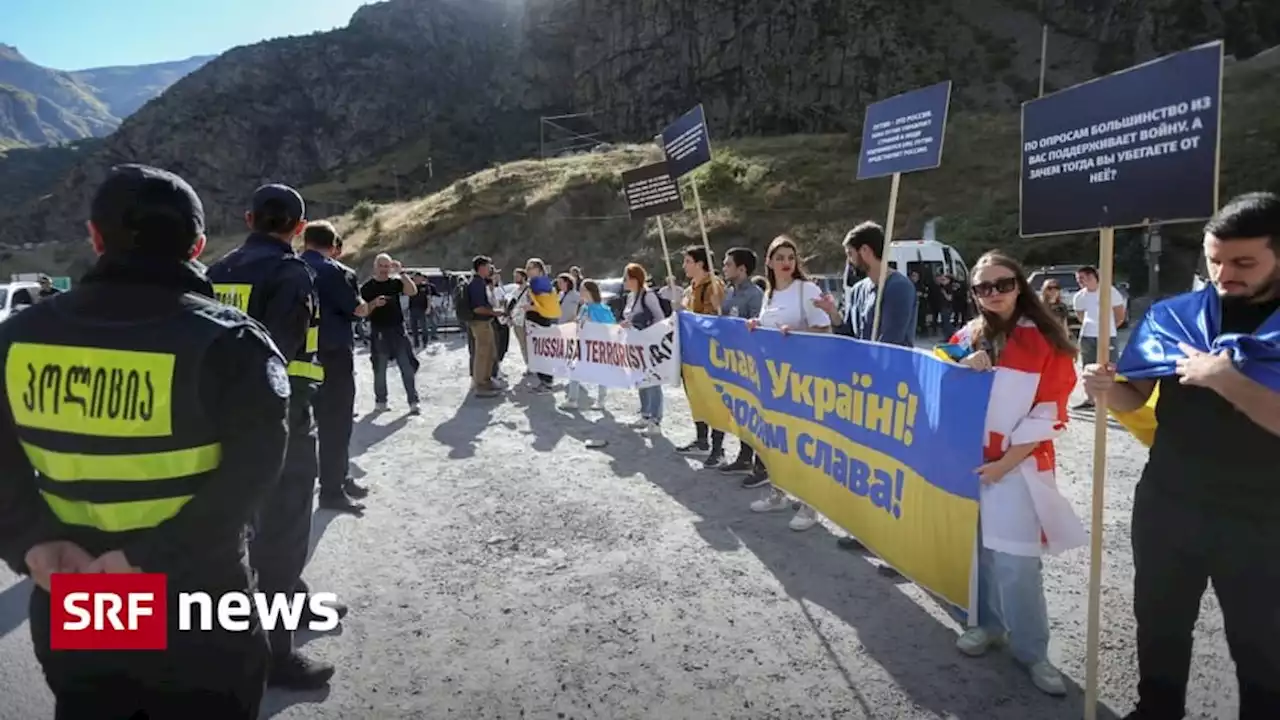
[0, 330, 1240, 719]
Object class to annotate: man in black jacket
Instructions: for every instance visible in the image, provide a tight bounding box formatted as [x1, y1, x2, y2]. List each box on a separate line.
[0, 164, 286, 718]
[207, 184, 335, 689]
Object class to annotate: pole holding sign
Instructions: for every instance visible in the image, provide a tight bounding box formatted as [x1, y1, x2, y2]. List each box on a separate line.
[856, 80, 953, 340]
[661, 104, 715, 268]
[1018, 40, 1223, 720]
[622, 160, 685, 282]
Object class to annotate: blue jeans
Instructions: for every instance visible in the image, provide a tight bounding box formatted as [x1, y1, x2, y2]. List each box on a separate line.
[970, 545, 1051, 666]
[371, 329, 419, 404]
[637, 385, 663, 422]
[566, 380, 606, 407]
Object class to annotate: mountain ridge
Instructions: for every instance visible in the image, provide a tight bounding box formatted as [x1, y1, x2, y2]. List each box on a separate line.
[0, 45, 212, 147]
[1, 0, 1278, 278]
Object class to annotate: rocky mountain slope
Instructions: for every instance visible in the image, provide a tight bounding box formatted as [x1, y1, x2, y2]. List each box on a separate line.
[70, 55, 216, 120]
[0, 44, 210, 147]
[1, 0, 1278, 274]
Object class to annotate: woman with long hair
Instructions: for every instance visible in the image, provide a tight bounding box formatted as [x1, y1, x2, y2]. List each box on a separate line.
[557, 273, 582, 324]
[1038, 279, 1071, 331]
[745, 235, 839, 531]
[946, 250, 1084, 697]
[620, 263, 669, 435]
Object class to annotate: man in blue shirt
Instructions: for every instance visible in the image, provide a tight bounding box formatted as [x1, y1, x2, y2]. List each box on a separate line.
[836, 221, 918, 347]
[823, 221, 917, 565]
[467, 255, 504, 398]
[301, 222, 371, 515]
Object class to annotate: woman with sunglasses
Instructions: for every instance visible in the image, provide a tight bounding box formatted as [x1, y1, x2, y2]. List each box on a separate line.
[945, 251, 1084, 697]
[1039, 280, 1071, 331]
[746, 235, 840, 531]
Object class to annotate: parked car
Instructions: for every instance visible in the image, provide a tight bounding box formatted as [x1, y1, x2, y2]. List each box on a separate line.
[1027, 265, 1130, 330]
[0, 282, 40, 323]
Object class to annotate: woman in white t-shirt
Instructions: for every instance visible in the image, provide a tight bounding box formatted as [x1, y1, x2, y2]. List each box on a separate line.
[745, 235, 838, 531]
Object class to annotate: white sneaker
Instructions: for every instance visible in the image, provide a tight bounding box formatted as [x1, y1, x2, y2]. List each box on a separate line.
[558, 402, 581, 412]
[1028, 661, 1067, 696]
[750, 489, 790, 513]
[789, 505, 818, 531]
[375, 402, 389, 412]
[640, 420, 661, 436]
[955, 627, 1005, 657]
[630, 417, 651, 429]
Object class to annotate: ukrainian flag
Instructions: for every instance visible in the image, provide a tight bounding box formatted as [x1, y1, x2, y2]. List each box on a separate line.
[1113, 285, 1280, 446]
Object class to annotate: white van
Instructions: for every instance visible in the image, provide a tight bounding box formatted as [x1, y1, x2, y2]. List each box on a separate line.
[886, 239, 969, 282]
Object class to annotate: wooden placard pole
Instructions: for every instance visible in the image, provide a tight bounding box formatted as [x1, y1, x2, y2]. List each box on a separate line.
[655, 215, 675, 282]
[690, 178, 715, 269]
[1084, 225, 1116, 720]
[869, 172, 903, 340]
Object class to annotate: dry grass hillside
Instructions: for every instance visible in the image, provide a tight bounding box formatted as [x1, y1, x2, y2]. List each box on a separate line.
[278, 53, 1278, 287]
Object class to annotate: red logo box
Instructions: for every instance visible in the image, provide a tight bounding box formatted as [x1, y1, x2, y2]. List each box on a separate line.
[49, 573, 168, 650]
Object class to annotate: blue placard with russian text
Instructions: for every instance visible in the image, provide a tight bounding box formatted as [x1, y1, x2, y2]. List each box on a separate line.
[1019, 41, 1223, 237]
[856, 81, 952, 180]
[661, 104, 713, 179]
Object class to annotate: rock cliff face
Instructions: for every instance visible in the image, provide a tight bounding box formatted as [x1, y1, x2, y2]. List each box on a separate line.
[2, 0, 1276, 259]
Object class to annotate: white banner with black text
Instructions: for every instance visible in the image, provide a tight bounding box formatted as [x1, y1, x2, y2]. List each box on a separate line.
[526, 318, 680, 388]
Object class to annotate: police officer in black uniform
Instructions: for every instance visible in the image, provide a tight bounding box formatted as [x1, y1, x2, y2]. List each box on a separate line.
[301, 220, 370, 514]
[0, 164, 287, 718]
[206, 184, 334, 689]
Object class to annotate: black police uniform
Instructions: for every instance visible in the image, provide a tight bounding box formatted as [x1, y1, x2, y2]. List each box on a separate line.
[206, 232, 323, 668]
[0, 247, 290, 717]
[301, 248, 362, 502]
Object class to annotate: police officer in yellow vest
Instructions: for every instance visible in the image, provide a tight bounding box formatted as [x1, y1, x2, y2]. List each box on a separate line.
[205, 184, 336, 689]
[0, 164, 288, 717]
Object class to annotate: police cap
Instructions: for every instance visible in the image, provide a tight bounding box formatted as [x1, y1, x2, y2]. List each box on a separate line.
[91, 164, 206, 258]
[251, 184, 306, 234]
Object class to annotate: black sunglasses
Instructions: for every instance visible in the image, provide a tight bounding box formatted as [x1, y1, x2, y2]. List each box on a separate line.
[970, 277, 1018, 298]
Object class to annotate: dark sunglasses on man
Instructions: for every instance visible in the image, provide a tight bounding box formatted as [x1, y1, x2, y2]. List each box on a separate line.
[970, 277, 1018, 298]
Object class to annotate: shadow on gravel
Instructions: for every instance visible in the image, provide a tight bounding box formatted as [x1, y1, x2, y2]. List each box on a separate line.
[530, 401, 1121, 720]
[0, 577, 31, 640]
[260, 684, 332, 719]
[351, 411, 413, 458]
[432, 394, 500, 459]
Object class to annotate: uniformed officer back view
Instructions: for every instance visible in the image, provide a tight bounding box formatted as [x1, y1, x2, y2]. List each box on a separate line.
[205, 184, 337, 688]
[0, 164, 290, 718]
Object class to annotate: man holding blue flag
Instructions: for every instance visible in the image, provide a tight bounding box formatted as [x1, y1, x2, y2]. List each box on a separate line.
[1084, 192, 1280, 720]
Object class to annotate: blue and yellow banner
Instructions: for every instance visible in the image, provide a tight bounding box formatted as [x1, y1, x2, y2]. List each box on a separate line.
[679, 313, 995, 611]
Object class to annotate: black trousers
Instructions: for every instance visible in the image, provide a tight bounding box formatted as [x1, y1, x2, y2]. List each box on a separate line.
[525, 312, 554, 385]
[694, 421, 724, 453]
[1132, 483, 1280, 719]
[51, 650, 267, 720]
[494, 319, 510, 370]
[249, 379, 317, 661]
[314, 347, 355, 497]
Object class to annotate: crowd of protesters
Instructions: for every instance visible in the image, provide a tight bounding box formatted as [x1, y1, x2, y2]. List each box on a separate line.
[2, 164, 1273, 719]
[440, 196, 1280, 713]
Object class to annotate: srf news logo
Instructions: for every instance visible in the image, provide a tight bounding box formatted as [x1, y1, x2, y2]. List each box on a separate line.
[49, 574, 341, 650]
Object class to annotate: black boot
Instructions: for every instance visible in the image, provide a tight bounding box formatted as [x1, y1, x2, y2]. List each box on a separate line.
[319, 493, 364, 516]
[268, 651, 335, 690]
